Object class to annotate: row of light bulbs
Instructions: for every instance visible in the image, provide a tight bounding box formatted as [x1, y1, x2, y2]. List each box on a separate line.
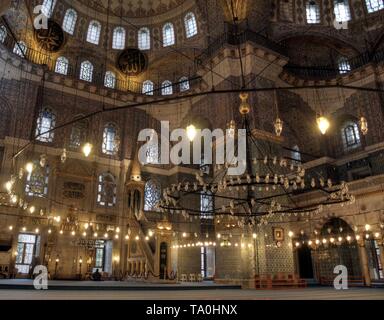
[293, 232, 382, 248]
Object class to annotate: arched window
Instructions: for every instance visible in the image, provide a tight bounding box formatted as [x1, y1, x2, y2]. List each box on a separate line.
[102, 123, 120, 155]
[334, 0, 351, 22]
[25, 161, 49, 197]
[112, 27, 125, 50]
[142, 80, 154, 95]
[184, 12, 198, 38]
[97, 173, 117, 207]
[341, 121, 361, 150]
[42, 0, 57, 18]
[291, 145, 302, 163]
[0, 25, 7, 43]
[70, 116, 88, 149]
[13, 41, 27, 57]
[138, 27, 150, 50]
[366, 0, 384, 12]
[306, 1, 321, 23]
[62, 9, 77, 35]
[144, 180, 161, 211]
[55, 56, 69, 75]
[79, 60, 93, 82]
[338, 57, 351, 74]
[104, 71, 116, 89]
[200, 191, 213, 219]
[161, 80, 173, 95]
[162, 23, 175, 47]
[179, 77, 190, 92]
[35, 108, 56, 142]
[86, 20, 101, 45]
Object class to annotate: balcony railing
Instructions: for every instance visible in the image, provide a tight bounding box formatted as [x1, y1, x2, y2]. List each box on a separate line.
[284, 47, 384, 80]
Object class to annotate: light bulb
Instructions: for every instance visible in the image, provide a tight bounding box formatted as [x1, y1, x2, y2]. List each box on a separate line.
[25, 162, 34, 174]
[317, 116, 330, 135]
[8, 225, 13, 231]
[364, 224, 370, 231]
[35, 228, 39, 233]
[186, 124, 197, 142]
[104, 233, 108, 238]
[5, 181, 13, 192]
[116, 227, 120, 233]
[48, 229, 52, 234]
[135, 235, 139, 241]
[115, 234, 119, 239]
[148, 230, 153, 237]
[288, 231, 294, 238]
[125, 235, 129, 240]
[82, 143, 93, 157]
[252, 233, 257, 239]
[29, 206, 36, 214]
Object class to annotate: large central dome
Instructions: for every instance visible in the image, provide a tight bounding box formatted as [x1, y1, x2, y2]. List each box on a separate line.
[67, 0, 190, 18]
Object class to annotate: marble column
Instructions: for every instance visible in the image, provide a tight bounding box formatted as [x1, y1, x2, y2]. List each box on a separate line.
[0, 0, 11, 16]
[358, 241, 371, 287]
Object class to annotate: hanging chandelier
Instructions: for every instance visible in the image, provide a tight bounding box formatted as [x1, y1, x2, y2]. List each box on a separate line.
[158, 94, 355, 226]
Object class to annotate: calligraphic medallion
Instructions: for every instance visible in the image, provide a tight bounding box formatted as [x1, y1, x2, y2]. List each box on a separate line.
[117, 48, 147, 76]
[34, 20, 64, 52]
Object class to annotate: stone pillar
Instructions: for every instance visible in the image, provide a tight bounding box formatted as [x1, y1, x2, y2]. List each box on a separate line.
[358, 241, 371, 287]
[378, 242, 384, 275]
[0, 0, 12, 16]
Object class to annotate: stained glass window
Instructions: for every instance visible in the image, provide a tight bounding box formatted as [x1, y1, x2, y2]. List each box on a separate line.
[338, 57, 351, 74]
[13, 41, 27, 57]
[179, 77, 190, 92]
[25, 161, 49, 197]
[112, 27, 125, 49]
[161, 80, 173, 95]
[306, 1, 321, 23]
[0, 25, 7, 43]
[79, 60, 93, 82]
[334, 0, 351, 22]
[35, 107, 56, 142]
[42, 0, 56, 18]
[291, 145, 301, 163]
[184, 12, 198, 38]
[55, 56, 69, 75]
[143, 80, 154, 95]
[70, 117, 88, 149]
[104, 71, 116, 89]
[200, 191, 213, 219]
[87, 20, 101, 45]
[366, 0, 384, 12]
[163, 23, 175, 47]
[97, 173, 117, 207]
[62, 9, 77, 35]
[102, 123, 119, 155]
[138, 27, 150, 50]
[342, 122, 361, 150]
[144, 180, 161, 211]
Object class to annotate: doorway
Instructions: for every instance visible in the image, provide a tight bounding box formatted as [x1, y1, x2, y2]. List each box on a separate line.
[297, 244, 314, 278]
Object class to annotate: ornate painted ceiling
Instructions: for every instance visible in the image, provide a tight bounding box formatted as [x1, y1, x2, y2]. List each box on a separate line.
[70, 0, 190, 18]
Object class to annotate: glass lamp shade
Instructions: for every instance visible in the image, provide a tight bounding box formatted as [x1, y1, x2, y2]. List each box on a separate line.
[359, 116, 368, 135]
[274, 118, 283, 137]
[239, 93, 250, 115]
[317, 116, 330, 135]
